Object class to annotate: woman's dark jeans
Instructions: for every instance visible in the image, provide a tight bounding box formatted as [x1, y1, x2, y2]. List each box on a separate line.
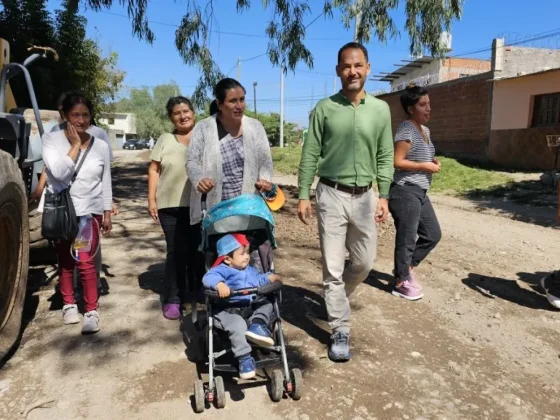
[389, 183, 442, 282]
[158, 207, 204, 304]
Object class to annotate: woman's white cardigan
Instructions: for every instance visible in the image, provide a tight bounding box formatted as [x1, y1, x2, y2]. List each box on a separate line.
[186, 114, 274, 225]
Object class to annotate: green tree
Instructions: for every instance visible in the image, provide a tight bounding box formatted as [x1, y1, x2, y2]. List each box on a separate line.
[70, 0, 463, 107]
[0, 0, 125, 113]
[113, 82, 182, 138]
[247, 111, 301, 147]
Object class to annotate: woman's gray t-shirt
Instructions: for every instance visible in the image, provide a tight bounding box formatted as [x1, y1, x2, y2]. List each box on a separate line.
[393, 121, 435, 190]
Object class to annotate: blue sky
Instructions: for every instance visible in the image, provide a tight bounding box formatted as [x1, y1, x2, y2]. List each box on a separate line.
[48, 0, 560, 127]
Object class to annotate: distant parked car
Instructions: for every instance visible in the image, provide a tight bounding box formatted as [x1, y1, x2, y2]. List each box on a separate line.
[123, 139, 139, 150]
[136, 139, 150, 149]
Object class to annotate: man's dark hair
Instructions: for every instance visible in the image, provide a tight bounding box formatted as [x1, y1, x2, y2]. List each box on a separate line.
[400, 84, 429, 115]
[337, 42, 369, 64]
[166, 96, 194, 117]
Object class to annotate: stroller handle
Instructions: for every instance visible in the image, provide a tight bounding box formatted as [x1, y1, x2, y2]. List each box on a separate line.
[200, 184, 272, 214]
[204, 281, 282, 299]
[201, 194, 207, 212]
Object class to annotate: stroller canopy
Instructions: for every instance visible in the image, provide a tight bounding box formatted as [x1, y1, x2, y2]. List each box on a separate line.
[202, 194, 276, 249]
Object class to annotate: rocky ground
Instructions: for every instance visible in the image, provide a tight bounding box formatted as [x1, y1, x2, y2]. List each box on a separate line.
[1, 150, 559, 420]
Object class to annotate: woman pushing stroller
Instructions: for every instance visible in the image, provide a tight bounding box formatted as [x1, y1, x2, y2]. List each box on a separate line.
[202, 233, 281, 379]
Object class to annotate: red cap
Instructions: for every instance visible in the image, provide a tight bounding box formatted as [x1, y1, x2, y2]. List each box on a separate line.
[212, 233, 250, 268]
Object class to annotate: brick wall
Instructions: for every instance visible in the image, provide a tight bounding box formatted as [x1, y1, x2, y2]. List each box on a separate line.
[378, 72, 492, 158]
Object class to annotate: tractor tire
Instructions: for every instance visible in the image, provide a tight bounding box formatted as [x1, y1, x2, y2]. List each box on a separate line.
[28, 208, 56, 265]
[0, 150, 29, 361]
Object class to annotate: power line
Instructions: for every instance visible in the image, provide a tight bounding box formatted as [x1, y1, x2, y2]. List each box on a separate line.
[375, 26, 560, 80]
[97, 10, 342, 41]
[295, 68, 333, 76]
[226, 63, 237, 76]
[305, 11, 325, 29]
[120, 83, 197, 89]
[241, 53, 268, 62]
[448, 26, 560, 58]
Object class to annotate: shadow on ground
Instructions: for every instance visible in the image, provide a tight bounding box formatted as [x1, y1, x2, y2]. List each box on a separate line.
[460, 180, 556, 227]
[138, 263, 165, 298]
[364, 270, 394, 294]
[462, 271, 554, 311]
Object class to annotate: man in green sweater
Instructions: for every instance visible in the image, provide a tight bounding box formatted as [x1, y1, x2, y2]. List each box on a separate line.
[297, 42, 394, 361]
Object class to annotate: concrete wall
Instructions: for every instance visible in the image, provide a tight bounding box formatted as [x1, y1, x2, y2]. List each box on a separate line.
[491, 70, 560, 130]
[493, 38, 560, 79]
[379, 72, 492, 157]
[488, 70, 560, 170]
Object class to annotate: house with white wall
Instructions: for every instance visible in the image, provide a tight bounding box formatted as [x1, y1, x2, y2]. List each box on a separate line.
[98, 112, 137, 148]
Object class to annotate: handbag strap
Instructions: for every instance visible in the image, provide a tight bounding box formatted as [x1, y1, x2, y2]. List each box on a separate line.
[71, 137, 95, 184]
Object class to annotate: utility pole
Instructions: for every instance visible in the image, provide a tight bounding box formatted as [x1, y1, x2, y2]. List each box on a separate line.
[354, 0, 363, 41]
[253, 81, 257, 115]
[236, 57, 241, 81]
[333, 76, 337, 94]
[279, 64, 285, 148]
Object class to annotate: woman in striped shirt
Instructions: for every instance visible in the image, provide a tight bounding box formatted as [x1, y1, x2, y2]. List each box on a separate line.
[389, 85, 442, 301]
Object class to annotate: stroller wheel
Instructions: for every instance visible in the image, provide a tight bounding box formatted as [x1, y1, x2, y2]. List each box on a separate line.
[270, 370, 284, 402]
[193, 379, 205, 413]
[289, 368, 303, 400]
[214, 376, 226, 409]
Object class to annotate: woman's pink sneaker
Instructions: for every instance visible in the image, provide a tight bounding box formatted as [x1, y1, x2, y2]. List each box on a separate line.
[392, 280, 424, 301]
[408, 269, 422, 291]
[162, 303, 181, 320]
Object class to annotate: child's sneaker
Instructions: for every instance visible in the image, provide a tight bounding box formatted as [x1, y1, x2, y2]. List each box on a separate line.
[238, 354, 256, 379]
[245, 323, 274, 347]
[81, 310, 100, 334]
[62, 304, 80, 324]
[392, 280, 423, 301]
[541, 273, 560, 309]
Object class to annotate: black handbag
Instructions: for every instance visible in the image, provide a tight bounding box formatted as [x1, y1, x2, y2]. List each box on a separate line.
[41, 138, 95, 241]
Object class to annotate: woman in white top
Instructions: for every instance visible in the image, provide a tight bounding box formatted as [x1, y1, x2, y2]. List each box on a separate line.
[42, 93, 113, 334]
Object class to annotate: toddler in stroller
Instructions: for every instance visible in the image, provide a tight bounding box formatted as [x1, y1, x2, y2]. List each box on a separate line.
[193, 193, 302, 413]
[202, 233, 281, 379]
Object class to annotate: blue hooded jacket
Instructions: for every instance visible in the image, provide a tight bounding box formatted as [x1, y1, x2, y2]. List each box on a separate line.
[202, 264, 271, 303]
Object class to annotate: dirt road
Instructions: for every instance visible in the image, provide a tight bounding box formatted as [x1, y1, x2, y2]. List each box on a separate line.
[1, 150, 559, 420]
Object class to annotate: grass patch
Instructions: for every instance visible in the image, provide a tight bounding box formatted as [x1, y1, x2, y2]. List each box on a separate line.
[431, 156, 513, 194]
[271, 146, 301, 175]
[271, 148, 514, 195]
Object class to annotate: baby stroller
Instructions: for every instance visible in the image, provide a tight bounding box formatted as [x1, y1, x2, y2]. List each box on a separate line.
[192, 193, 302, 413]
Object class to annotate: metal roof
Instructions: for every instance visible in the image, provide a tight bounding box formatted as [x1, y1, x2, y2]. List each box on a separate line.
[371, 57, 435, 82]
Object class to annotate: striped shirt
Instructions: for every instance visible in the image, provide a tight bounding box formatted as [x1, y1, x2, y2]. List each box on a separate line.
[393, 121, 435, 190]
[218, 120, 245, 201]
